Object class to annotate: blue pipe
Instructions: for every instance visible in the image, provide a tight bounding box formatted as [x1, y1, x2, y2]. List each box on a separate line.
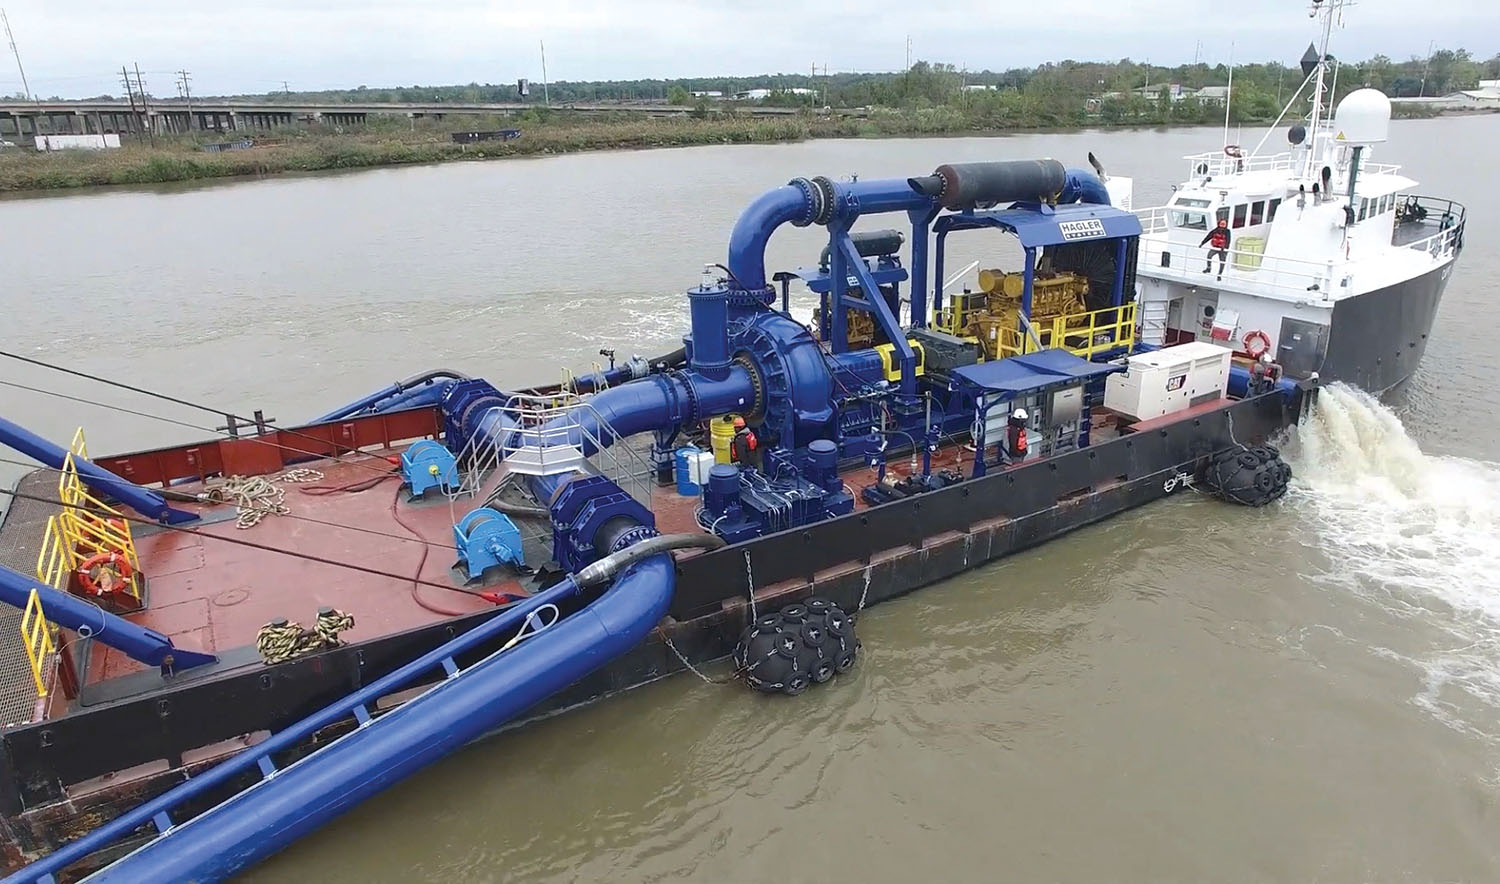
[0, 415, 196, 524]
[8, 573, 594, 884]
[474, 368, 757, 464]
[79, 556, 674, 884]
[1059, 168, 1111, 205]
[726, 184, 816, 292]
[312, 370, 468, 423]
[0, 563, 215, 672]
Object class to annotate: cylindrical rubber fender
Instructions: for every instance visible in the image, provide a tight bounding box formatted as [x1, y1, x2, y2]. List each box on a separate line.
[909, 159, 1067, 210]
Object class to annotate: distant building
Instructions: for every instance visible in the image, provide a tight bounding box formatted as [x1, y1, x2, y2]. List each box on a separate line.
[961, 84, 996, 92]
[1196, 86, 1229, 105]
[690, 90, 723, 98]
[731, 87, 816, 100]
[1391, 81, 1500, 111]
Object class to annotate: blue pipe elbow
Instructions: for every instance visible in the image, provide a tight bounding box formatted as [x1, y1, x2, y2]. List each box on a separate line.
[1059, 168, 1111, 205]
[726, 184, 815, 292]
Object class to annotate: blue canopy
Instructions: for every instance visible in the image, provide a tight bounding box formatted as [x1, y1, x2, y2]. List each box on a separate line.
[951, 348, 1123, 397]
[933, 202, 1141, 249]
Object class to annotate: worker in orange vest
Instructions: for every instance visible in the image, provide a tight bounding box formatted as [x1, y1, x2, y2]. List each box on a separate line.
[1200, 212, 1232, 280]
[1005, 407, 1029, 462]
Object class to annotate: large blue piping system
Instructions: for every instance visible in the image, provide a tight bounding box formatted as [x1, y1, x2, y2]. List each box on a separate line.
[0, 563, 216, 673]
[0, 415, 196, 524]
[76, 558, 673, 883]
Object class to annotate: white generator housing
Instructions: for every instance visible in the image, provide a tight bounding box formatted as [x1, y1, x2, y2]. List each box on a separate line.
[1104, 342, 1233, 421]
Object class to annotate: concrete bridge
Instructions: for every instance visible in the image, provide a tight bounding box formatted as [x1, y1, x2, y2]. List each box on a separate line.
[0, 98, 819, 141]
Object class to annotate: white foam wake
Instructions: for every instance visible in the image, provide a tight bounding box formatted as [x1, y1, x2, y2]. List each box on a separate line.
[1287, 383, 1500, 733]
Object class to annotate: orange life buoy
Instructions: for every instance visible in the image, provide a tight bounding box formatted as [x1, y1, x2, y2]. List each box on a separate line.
[77, 551, 133, 596]
[1223, 144, 1245, 158]
[1243, 329, 1271, 359]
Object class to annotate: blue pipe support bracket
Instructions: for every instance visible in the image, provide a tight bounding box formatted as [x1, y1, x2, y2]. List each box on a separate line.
[0, 415, 197, 524]
[7, 573, 595, 884]
[0, 563, 215, 673]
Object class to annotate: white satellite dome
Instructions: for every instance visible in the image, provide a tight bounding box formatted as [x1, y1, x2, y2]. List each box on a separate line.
[1333, 88, 1391, 144]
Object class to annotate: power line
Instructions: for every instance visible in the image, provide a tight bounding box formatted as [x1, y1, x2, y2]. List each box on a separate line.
[0, 348, 397, 478]
[0, 485, 497, 600]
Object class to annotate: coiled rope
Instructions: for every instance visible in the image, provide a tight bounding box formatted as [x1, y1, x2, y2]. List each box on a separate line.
[211, 468, 326, 529]
[255, 607, 355, 665]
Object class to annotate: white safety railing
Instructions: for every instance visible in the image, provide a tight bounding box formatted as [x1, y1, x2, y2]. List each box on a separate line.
[451, 392, 653, 506]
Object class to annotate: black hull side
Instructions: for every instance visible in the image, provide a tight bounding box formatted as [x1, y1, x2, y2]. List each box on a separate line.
[1320, 259, 1455, 394]
[0, 390, 1306, 871]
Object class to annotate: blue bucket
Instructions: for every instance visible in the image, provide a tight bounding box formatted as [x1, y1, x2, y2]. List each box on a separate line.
[674, 447, 701, 496]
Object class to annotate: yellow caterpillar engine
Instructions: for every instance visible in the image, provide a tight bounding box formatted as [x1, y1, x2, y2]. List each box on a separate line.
[964, 268, 1088, 359]
[811, 306, 877, 350]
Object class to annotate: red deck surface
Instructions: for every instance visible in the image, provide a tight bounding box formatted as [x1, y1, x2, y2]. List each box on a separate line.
[81, 438, 981, 689]
[87, 452, 510, 684]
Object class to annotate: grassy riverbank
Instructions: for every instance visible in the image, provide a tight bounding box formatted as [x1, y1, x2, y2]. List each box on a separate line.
[0, 113, 891, 192]
[0, 104, 1451, 193]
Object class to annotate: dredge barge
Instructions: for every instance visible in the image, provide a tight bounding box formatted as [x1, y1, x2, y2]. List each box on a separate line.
[1, 40, 1467, 872]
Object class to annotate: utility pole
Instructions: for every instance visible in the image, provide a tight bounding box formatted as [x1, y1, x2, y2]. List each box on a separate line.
[905, 34, 912, 72]
[176, 69, 193, 132]
[2, 8, 32, 101]
[1418, 39, 1434, 97]
[120, 65, 140, 136]
[539, 40, 550, 107]
[133, 62, 154, 146]
[282, 79, 290, 96]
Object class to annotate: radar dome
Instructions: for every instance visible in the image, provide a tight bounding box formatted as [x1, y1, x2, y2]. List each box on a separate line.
[1333, 88, 1391, 144]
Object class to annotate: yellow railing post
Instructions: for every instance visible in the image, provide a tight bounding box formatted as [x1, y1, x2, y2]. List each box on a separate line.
[20, 589, 57, 698]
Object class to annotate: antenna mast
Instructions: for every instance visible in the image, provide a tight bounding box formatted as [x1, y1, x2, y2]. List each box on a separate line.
[1304, 0, 1341, 176]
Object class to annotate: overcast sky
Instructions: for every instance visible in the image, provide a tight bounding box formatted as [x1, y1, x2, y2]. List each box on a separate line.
[1, 0, 1495, 98]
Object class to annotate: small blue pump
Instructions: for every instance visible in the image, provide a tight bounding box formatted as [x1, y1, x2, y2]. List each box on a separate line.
[400, 440, 460, 500]
[452, 507, 525, 581]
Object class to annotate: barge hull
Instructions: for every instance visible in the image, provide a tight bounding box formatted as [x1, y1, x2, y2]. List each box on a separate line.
[0, 389, 1301, 875]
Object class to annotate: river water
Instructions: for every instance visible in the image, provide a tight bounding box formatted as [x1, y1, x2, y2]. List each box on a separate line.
[2, 117, 1499, 882]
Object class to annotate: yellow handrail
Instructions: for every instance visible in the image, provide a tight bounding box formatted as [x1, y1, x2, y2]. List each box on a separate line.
[36, 516, 74, 588]
[54, 448, 142, 600]
[21, 589, 56, 698]
[996, 303, 1138, 360]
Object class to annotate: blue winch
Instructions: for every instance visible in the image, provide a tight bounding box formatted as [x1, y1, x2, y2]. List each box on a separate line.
[452, 507, 525, 581]
[400, 439, 460, 500]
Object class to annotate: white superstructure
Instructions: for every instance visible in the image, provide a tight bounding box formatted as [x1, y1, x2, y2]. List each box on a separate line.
[1130, 0, 1465, 389]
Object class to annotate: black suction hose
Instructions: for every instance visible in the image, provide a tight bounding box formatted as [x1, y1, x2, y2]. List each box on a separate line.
[575, 533, 726, 589]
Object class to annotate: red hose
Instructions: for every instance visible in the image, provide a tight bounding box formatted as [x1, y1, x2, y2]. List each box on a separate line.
[388, 484, 468, 617]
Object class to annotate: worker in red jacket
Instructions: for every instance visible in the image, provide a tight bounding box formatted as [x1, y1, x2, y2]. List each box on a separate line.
[1200, 214, 1232, 280]
[731, 416, 763, 471]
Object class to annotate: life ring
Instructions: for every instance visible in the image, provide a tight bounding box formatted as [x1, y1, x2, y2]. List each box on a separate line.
[1223, 144, 1245, 158]
[1243, 329, 1271, 359]
[77, 551, 134, 596]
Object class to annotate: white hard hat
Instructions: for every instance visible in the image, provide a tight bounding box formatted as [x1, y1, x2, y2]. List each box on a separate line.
[1012, 407, 1028, 420]
[1259, 352, 1273, 364]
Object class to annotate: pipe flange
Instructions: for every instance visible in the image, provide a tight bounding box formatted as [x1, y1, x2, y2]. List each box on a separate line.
[809, 176, 836, 226]
[610, 524, 659, 554]
[665, 369, 698, 425]
[787, 177, 820, 228]
[733, 352, 767, 423]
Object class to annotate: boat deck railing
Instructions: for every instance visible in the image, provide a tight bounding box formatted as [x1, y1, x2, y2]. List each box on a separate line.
[453, 393, 652, 507]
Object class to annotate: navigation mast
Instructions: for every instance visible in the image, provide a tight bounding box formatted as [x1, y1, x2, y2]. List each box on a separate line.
[1304, 0, 1346, 177]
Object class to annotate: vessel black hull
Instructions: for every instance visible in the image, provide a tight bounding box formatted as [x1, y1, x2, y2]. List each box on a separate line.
[1319, 259, 1454, 394]
[0, 388, 1307, 873]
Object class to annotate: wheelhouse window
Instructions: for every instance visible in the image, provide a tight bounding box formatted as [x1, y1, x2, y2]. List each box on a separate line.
[1172, 210, 1208, 230]
[1249, 200, 1265, 224]
[1359, 198, 1369, 221]
[1232, 203, 1248, 228]
[1267, 198, 1282, 221]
